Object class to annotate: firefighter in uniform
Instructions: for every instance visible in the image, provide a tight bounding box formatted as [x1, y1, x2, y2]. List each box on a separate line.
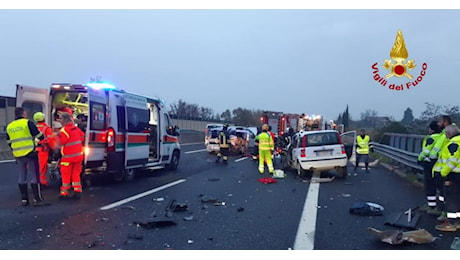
[33, 112, 55, 187]
[256, 124, 274, 174]
[417, 121, 442, 215]
[432, 124, 460, 232]
[354, 129, 372, 174]
[216, 124, 230, 165]
[6, 107, 50, 206]
[58, 112, 85, 199]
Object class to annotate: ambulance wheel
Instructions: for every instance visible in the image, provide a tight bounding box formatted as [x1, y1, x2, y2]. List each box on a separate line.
[124, 169, 135, 182]
[167, 150, 180, 170]
[113, 170, 125, 182]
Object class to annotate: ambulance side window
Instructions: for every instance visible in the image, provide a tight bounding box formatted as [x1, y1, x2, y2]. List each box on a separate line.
[90, 102, 106, 130]
[127, 107, 149, 133]
[116, 106, 126, 132]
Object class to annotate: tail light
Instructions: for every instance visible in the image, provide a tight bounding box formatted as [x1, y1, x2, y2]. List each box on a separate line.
[300, 148, 306, 158]
[106, 127, 116, 152]
[340, 144, 346, 154]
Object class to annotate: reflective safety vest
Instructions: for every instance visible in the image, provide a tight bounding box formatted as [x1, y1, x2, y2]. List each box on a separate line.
[418, 133, 441, 162]
[432, 135, 460, 177]
[6, 118, 38, 157]
[59, 122, 84, 163]
[256, 132, 274, 151]
[429, 130, 447, 160]
[218, 130, 230, 148]
[356, 135, 370, 154]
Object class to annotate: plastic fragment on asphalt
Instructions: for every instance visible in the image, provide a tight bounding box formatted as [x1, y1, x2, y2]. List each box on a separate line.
[258, 177, 277, 184]
[122, 205, 136, 211]
[188, 240, 194, 244]
[153, 197, 164, 202]
[451, 237, 460, 250]
[183, 216, 194, 221]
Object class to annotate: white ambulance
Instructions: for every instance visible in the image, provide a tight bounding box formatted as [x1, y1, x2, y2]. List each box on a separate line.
[15, 82, 181, 184]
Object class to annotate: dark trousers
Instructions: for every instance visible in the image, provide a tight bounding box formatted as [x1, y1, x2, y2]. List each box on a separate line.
[217, 147, 229, 161]
[16, 152, 40, 184]
[355, 153, 369, 170]
[422, 161, 438, 207]
[433, 171, 447, 211]
[443, 174, 460, 219]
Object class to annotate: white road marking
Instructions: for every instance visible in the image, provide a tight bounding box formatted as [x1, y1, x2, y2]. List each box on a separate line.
[100, 179, 186, 210]
[293, 172, 321, 250]
[184, 149, 207, 154]
[0, 159, 16, 164]
[234, 157, 249, 162]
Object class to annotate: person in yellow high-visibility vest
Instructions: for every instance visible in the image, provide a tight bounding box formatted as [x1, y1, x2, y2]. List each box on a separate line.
[255, 124, 274, 174]
[417, 120, 443, 216]
[432, 124, 460, 232]
[6, 107, 50, 207]
[354, 129, 372, 174]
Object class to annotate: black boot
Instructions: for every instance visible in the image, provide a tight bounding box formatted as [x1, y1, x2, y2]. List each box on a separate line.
[18, 184, 29, 206]
[31, 183, 51, 206]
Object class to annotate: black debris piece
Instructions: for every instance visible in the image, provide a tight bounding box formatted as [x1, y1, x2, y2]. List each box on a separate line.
[200, 196, 219, 203]
[133, 220, 177, 229]
[349, 202, 384, 216]
[127, 234, 144, 240]
[237, 207, 244, 212]
[206, 178, 221, 181]
[166, 199, 188, 212]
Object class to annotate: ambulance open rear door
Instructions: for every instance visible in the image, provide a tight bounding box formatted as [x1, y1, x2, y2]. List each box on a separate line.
[84, 85, 109, 171]
[15, 84, 50, 123]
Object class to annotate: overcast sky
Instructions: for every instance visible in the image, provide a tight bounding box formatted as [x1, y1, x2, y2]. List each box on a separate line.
[1, 3, 459, 121]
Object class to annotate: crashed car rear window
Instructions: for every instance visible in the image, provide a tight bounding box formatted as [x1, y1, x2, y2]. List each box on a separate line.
[210, 130, 220, 138]
[301, 132, 340, 147]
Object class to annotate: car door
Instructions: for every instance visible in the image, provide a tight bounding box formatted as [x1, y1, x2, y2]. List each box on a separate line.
[341, 130, 357, 160]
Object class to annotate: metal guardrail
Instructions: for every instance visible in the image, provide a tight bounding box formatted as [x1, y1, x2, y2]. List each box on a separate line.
[372, 132, 426, 171]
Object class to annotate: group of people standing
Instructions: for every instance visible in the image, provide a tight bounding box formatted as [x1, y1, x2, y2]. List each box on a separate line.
[6, 107, 85, 207]
[417, 115, 460, 232]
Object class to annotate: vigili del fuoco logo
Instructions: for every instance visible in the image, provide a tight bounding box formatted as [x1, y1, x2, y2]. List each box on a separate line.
[371, 29, 427, 91]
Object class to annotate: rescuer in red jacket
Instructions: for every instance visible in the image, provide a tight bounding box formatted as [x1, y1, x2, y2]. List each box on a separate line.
[33, 112, 55, 187]
[57, 112, 85, 199]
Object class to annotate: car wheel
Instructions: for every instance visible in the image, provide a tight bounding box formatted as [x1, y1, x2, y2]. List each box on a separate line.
[337, 166, 348, 179]
[297, 161, 308, 178]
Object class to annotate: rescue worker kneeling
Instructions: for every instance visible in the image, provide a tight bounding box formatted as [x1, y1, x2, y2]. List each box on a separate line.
[216, 124, 230, 165]
[57, 112, 85, 199]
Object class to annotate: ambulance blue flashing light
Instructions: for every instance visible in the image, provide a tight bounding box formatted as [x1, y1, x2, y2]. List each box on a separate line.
[86, 82, 117, 90]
